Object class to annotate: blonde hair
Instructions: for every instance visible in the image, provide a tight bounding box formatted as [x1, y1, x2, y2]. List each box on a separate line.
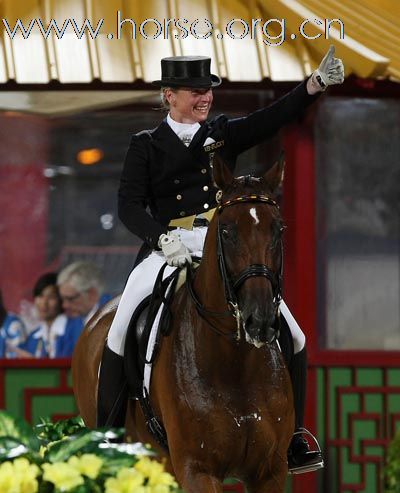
[159, 87, 177, 111]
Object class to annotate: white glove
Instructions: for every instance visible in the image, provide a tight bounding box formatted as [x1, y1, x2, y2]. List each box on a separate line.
[158, 232, 192, 267]
[309, 45, 344, 92]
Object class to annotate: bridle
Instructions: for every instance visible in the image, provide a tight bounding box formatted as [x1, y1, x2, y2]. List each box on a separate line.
[217, 194, 283, 339]
[187, 193, 283, 342]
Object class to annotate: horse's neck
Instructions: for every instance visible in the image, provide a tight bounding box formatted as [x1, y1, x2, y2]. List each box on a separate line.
[179, 257, 285, 397]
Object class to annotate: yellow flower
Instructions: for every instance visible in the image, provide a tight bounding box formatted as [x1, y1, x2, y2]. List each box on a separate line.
[42, 462, 84, 491]
[104, 467, 145, 493]
[134, 457, 177, 488]
[68, 454, 103, 479]
[14, 458, 40, 493]
[0, 461, 15, 493]
[13, 457, 40, 475]
[148, 485, 175, 493]
[0, 458, 39, 493]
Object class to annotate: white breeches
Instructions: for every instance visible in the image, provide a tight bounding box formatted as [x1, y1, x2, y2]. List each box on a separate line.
[107, 227, 306, 356]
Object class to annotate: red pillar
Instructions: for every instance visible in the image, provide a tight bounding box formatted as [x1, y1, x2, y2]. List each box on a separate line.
[0, 113, 49, 312]
[283, 119, 318, 493]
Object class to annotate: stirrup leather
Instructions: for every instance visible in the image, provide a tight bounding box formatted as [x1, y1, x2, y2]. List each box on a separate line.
[288, 427, 324, 475]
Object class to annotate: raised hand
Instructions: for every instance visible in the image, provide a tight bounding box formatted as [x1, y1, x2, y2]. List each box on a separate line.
[316, 45, 345, 87]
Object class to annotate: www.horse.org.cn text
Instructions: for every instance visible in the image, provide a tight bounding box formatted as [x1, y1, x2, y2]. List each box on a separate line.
[2, 14, 345, 45]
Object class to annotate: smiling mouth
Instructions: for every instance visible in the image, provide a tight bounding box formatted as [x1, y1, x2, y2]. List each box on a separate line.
[194, 104, 209, 113]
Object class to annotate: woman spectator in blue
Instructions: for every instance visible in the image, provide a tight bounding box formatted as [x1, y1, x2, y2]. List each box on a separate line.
[17, 273, 77, 358]
[0, 290, 26, 358]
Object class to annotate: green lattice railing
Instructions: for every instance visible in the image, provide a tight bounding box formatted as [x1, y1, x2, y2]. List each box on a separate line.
[313, 356, 400, 493]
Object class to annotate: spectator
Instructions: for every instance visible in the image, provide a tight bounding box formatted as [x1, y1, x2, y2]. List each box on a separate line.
[17, 273, 79, 358]
[0, 290, 26, 358]
[57, 261, 110, 346]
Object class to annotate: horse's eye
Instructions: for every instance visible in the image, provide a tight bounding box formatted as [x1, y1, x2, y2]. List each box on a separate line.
[220, 224, 236, 243]
[269, 227, 285, 251]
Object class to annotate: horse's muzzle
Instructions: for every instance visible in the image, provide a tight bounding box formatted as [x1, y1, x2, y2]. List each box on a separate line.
[242, 307, 278, 347]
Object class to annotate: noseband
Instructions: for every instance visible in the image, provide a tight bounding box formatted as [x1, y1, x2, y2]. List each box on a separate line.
[187, 193, 283, 342]
[216, 194, 283, 339]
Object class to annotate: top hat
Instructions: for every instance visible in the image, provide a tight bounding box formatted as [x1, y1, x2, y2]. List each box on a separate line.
[152, 56, 221, 88]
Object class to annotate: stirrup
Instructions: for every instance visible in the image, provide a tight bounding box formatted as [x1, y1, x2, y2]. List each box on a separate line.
[288, 427, 324, 475]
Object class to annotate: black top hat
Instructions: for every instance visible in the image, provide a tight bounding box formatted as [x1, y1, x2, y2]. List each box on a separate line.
[152, 56, 221, 88]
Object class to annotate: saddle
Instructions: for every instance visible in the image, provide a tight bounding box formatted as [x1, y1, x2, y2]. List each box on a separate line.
[124, 263, 181, 399]
[123, 262, 190, 449]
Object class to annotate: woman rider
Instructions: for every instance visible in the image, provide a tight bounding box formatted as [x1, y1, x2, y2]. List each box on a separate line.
[99, 50, 344, 473]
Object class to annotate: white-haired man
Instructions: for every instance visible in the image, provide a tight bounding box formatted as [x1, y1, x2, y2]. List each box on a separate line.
[58, 261, 110, 345]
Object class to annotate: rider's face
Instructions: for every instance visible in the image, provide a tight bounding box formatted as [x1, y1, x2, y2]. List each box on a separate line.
[166, 87, 213, 124]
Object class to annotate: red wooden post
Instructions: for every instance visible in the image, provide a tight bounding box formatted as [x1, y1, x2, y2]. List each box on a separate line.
[0, 114, 49, 312]
[283, 118, 319, 493]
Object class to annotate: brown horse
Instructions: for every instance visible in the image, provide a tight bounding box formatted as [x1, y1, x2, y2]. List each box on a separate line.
[72, 155, 294, 493]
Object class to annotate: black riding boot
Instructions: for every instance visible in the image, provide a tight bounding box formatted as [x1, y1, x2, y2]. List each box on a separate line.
[287, 346, 324, 474]
[97, 345, 128, 428]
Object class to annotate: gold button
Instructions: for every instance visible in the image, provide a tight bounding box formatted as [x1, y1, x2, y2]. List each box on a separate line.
[203, 186, 209, 191]
[177, 194, 182, 200]
[174, 179, 180, 184]
[201, 168, 207, 174]
[203, 203, 209, 209]
[180, 211, 185, 216]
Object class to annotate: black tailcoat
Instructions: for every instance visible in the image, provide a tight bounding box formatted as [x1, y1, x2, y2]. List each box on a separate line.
[118, 79, 319, 261]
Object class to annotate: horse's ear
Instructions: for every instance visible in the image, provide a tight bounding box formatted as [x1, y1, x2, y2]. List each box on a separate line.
[262, 152, 285, 193]
[212, 152, 234, 190]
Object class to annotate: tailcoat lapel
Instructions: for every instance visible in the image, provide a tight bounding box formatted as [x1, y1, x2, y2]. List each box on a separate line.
[188, 121, 211, 149]
[151, 119, 186, 157]
[151, 118, 211, 157]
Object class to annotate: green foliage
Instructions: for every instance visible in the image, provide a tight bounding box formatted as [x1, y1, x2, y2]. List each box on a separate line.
[0, 410, 40, 451]
[35, 416, 85, 444]
[0, 436, 28, 460]
[44, 429, 122, 463]
[385, 429, 400, 492]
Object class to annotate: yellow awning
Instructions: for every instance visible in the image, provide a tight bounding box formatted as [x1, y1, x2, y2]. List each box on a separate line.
[0, 0, 398, 85]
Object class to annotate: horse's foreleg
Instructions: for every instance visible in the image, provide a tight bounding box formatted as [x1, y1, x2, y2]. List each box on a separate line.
[247, 470, 287, 493]
[177, 472, 223, 493]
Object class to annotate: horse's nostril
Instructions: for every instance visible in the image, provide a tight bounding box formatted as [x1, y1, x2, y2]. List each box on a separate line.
[265, 326, 277, 344]
[244, 313, 264, 331]
[244, 309, 277, 344]
[245, 314, 255, 327]
[244, 311, 275, 330]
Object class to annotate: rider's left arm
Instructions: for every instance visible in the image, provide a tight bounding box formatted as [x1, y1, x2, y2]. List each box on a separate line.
[224, 45, 344, 155]
[223, 78, 320, 155]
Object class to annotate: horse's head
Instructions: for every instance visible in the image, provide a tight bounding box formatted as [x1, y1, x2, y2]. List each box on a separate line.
[211, 153, 285, 348]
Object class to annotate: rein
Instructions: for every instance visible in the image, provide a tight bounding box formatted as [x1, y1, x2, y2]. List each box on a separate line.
[187, 194, 283, 341]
